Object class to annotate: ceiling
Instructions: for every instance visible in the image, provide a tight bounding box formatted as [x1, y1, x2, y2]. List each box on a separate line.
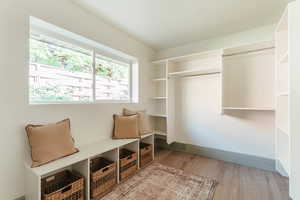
[72, 0, 288, 50]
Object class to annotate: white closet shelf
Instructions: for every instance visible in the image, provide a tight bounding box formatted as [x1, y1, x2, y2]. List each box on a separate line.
[141, 133, 156, 139]
[149, 113, 167, 118]
[280, 52, 288, 63]
[222, 107, 275, 111]
[168, 68, 221, 78]
[152, 78, 167, 82]
[154, 131, 167, 136]
[152, 59, 167, 65]
[152, 50, 223, 64]
[167, 49, 223, 63]
[277, 127, 289, 137]
[151, 96, 167, 100]
[223, 41, 275, 56]
[277, 92, 289, 97]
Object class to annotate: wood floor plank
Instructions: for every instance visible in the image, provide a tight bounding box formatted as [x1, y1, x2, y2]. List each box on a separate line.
[155, 150, 289, 200]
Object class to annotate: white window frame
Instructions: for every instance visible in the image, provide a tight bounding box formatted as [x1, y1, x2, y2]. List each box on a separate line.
[29, 23, 138, 105]
[93, 50, 133, 104]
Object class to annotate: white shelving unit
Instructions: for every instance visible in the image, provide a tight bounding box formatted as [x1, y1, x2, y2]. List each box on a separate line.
[150, 60, 169, 140]
[275, 6, 290, 178]
[222, 41, 275, 112]
[152, 50, 224, 144]
[151, 42, 276, 143]
[25, 134, 155, 200]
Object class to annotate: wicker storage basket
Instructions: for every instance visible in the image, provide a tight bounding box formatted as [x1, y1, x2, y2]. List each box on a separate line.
[140, 143, 153, 168]
[119, 149, 137, 181]
[90, 157, 117, 199]
[41, 170, 84, 200]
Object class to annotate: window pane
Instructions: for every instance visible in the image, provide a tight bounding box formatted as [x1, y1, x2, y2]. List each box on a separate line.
[95, 54, 130, 100]
[29, 33, 93, 102]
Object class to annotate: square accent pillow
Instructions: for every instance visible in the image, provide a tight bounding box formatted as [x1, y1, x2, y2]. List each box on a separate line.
[25, 119, 79, 168]
[123, 108, 153, 135]
[113, 114, 140, 139]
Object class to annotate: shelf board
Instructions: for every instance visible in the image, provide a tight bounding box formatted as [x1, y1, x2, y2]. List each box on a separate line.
[223, 107, 275, 111]
[280, 52, 288, 63]
[153, 50, 223, 64]
[152, 59, 167, 65]
[168, 68, 221, 78]
[277, 92, 289, 97]
[168, 49, 223, 63]
[277, 127, 289, 137]
[151, 96, 167, 100]
[148, 113, 167, 118]
[224, 41, 275, 57]
[141, 132, 155, 139]
[152, 78, 167, 82]
[154, 131, 167, 136]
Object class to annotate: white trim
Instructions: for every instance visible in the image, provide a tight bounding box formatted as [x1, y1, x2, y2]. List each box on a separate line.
[92, 50, 96, 101]
[29, 101, 94, 105]
[30, 100, 133, 105]
[94, 100, 132, 104]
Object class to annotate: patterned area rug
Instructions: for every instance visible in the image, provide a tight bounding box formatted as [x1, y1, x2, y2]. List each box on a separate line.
[102, 163, 218, 200]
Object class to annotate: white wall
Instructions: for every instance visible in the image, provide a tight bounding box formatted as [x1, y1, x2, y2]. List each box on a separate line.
[0, 0, 154, 199]
[157, 25, 276, 160]
[157, 24, 276, 59]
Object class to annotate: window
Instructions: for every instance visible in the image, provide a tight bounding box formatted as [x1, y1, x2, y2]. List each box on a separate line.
[29, 32, 133, 104]
[95, 55, 130, 101]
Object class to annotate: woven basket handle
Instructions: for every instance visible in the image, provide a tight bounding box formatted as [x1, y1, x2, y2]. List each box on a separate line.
[61, 185, 72, 193]
[127, 155, 132, 160]
[46, 176, 55, 182]
[102, 166, 109, 172]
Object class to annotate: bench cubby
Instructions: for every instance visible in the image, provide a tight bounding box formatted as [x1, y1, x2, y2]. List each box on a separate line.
[140, 135, 155, 168]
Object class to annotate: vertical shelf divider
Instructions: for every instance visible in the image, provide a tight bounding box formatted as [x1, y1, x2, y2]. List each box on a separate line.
[275, 5, 290, 178]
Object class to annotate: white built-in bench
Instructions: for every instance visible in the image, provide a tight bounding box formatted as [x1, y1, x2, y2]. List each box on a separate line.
[25, 133, 155, 200]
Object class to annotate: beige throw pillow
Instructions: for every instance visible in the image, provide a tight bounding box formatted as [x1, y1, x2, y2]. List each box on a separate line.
[25, 119, 79, 168]
[123, 108, 152, 135]
[113, 114, 140, 139]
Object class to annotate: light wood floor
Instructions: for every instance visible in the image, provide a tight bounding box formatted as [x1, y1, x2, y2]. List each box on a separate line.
[155, 150, 289, 200]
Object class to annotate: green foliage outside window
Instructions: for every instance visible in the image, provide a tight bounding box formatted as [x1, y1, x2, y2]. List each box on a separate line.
[30, 85, 74, 102]
[30, 35, 129, 80]
[30, 38, 92, 73]
[29, 33, 130, 102]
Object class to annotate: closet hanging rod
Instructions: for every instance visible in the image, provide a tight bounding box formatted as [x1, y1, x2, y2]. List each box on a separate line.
[223, 47, 274, 57]
[169, 71, 221, 78]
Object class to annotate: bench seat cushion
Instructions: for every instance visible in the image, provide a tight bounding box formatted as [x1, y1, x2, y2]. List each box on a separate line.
[113, 114, 140, 139]
[25, 119, 78, 168]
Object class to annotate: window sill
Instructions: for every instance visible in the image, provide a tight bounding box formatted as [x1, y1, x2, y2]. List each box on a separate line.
[29, 100, 138, 105]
